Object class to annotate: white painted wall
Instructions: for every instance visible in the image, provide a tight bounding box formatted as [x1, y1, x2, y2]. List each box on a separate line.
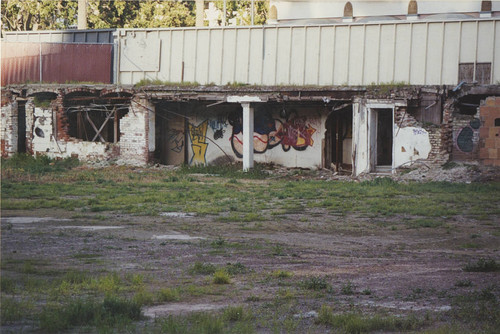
[393, 126, 431, 167]
[31, 107, 110, 160]
[271, 0, 488, 21]
[118, 18, 500, 86]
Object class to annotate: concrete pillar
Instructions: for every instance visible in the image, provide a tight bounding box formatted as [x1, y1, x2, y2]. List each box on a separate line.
[78, 0, 87, 30]
[196, 0, 204, 27]
[242, 103, 254, 171]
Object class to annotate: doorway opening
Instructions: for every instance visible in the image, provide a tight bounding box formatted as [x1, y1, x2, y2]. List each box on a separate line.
[324, 105, 353, 172]
[370, 108, 393, 172]
[17, 101, 27, 153]
[154, 103, 187, 165]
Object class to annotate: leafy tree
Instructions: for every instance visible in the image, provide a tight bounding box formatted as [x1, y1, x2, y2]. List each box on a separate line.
[129, 0, 195, 28]
[1, 0, 77, 31]
[214, 0, 268, 26]
[86, 1, 140, 29]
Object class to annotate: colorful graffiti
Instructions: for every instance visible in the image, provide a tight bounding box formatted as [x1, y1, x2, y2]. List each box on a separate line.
[188, 120, 208, 164]
[229, 110, 317, 158]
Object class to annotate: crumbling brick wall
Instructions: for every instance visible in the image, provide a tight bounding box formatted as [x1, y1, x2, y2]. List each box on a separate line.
[1, 91, 18, 157]
[479, 97, 500, 166]
[118, 97, 152, 166]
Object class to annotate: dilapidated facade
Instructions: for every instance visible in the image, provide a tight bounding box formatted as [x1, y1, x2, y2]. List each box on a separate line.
[2, 83, 500, 175]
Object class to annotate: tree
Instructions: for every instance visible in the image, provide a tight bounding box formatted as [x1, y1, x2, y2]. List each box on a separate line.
[86, 0, 139, 29]
[1, 0, 77, 31]
[129, 0, 195, 28]
[213, 0, 268, 26]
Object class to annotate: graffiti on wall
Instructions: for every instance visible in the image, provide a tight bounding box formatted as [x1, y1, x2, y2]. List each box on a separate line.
[229, 110, 317, 158]
[167, 129, 184, 153]
[456, 118, 480, 153]
[188, 120, 208, 164]
[208, 115, 228, 140]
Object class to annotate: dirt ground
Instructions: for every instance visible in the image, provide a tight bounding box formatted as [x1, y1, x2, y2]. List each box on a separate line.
[1, 163, 500, 333]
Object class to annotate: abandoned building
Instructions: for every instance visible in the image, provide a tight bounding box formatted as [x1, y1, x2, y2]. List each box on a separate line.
[2, 1, 500, 175]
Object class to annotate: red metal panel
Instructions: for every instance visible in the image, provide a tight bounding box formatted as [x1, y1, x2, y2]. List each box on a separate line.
[1, 42, 112, 85]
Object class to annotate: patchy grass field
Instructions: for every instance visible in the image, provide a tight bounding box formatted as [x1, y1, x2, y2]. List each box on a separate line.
[1, 155, 500, 333]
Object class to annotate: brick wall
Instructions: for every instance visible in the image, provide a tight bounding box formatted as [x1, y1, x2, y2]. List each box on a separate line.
[479, 97, 500, 166]
[1, 93, 18, 157]
[118, 98, 152, 166]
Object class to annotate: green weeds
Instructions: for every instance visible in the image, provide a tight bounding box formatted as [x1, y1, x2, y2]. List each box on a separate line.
[463, 258, 500, 272]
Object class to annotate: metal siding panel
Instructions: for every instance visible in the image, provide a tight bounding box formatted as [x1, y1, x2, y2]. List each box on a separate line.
[348, 25, 364, 85]
[477, 21, 494, 62]
[234, 29, 250, 83]
[275, 27, 291, 85]
[460, 21, 477, 62]
[183, 30, 197, 83]
[409, 23, 426, 85]
[196, 30, 210, 84]
[442, 22, 461, 84]
[333, 26, 349, 85]
[208, 30, 223, 84]
[248, 28, 263, 85]
[379, 25, 396, 83]
[363, 25, 379, 85]
[262, 28, 277, 85]
[426, 23, 443, 85]
[221, 29, 237, 85]
[318, 26, 335, 85]
[304, 27, 320, 85]
[494, 21, 500, 83]
[290, 27, 305, 85]
[394, 24, 411, 83]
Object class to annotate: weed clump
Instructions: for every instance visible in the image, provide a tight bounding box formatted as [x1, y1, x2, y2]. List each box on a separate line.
[213, 269, 231, 284]
[463, 258, 500, 272]
[316, 305, 422, 333]
[301, 276, 329, 291]
[2, 153, 79, 176]
[190, 262, 217, 275]
[39, 296, 142, 332]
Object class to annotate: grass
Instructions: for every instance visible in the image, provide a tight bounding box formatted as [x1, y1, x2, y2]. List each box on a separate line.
[463, 258, 500, 272]
[39, 296, 142, 332]
[316, 305, 423, 333]
[300, 276, 330, 291]
[213, 269, 231, 284]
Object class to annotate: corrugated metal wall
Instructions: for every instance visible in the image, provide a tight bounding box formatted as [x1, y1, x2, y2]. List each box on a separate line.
[1, 42, 113, 85]
[3, 29, 115, 44]
[117, 19, 500, 86]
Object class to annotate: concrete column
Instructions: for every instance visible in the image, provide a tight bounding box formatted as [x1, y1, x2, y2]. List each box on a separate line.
[242, 103, 254, 171]
[78, 0, 87, 30]
[196, 0, 204, 27]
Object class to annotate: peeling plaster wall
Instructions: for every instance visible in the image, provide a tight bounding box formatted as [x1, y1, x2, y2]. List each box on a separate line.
[393, 126, 431, 167]
[1, 99, 18, 157]
[30, 107, 111, 160]
[118, 98, 152, 166]
[186, 107, 325, 169]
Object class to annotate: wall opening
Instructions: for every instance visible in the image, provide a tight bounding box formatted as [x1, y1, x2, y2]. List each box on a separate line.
[17, 101, 26, 153]
[370, 108, 393, 172]
[324, 105, 352, 172]
[154, 102, 187, 165]
[67, 107, 127, 143]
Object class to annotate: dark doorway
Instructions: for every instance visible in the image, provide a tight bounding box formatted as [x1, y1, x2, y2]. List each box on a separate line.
[370, 108, 393, 171]
[17, 102, 26, 153]
[155, 104, 187, 165]
[324, 105, 352, 172]
[377, 110, 393, 166]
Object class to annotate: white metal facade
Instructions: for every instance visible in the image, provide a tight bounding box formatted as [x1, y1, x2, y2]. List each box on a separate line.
[117, 19, 500, 86]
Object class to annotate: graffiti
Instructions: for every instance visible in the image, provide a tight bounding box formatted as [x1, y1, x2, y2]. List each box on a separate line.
[229, 109, 317, 158]
[167, 129, 184, 153]
[208, 115, 228, 140]
[412, 128, 426, 135]
[188, 120, 208, 164]
[456, 118, 480, 153]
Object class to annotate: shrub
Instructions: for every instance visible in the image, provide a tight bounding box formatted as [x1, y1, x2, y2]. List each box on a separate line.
[213, 270, 231, 284]
[463, 258, 500, 272]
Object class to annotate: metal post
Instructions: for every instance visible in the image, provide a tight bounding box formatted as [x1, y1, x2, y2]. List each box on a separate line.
[251, 0, 255, 25]
[242, 103, 254, 171]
